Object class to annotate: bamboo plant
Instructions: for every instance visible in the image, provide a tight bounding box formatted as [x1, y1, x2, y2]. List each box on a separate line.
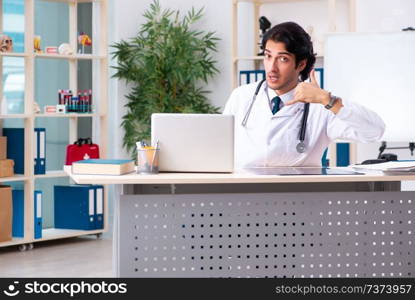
[112, 0, 220, 156]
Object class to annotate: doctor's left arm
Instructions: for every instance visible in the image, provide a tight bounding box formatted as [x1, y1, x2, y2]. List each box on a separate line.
[326, 100, 386, 142]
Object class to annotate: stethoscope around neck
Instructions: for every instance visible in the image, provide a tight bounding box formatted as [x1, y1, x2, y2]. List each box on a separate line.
[241, 79, 310, 154]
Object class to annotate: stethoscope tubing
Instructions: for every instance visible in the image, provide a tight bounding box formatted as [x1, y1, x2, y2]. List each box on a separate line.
[299, 102, 310, 142]
[241, 80, 309, 153]
[241, 79, 266, 127]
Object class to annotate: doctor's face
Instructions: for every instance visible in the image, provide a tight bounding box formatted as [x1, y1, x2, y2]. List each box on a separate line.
[263, 40, 306, 94]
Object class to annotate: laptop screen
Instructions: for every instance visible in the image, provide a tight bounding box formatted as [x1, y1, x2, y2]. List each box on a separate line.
[151, 113, 234, 173]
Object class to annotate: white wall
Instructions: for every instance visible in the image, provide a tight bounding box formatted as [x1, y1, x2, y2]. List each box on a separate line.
[356, 0, 415, 33]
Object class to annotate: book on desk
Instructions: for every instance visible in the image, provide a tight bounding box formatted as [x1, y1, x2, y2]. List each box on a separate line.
[71, 159, 135, 175]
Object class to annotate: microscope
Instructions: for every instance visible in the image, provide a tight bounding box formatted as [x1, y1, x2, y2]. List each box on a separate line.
[257, 16, 271, 56]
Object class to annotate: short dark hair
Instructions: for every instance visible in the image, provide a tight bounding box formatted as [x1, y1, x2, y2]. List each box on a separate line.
[262, 22, 316, 82]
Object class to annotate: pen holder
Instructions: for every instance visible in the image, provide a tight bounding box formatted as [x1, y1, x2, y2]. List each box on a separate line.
[137, 147, 160, 174]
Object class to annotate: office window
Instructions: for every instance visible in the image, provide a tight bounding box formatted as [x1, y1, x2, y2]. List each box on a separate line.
[2, 0, 25, 114]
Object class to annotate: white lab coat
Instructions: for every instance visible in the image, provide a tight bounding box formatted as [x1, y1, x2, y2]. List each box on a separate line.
[223, 81, 385, 169]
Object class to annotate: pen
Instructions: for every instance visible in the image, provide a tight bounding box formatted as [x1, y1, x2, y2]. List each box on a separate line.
[150, 140, 159, 173]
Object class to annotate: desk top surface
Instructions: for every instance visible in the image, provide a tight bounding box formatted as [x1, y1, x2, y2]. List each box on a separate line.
[64, 166, 415, 185]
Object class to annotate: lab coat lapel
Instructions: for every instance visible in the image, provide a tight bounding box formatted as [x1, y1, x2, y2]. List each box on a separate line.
[272, 102, 303, 118]
[258, 88, 273, 118]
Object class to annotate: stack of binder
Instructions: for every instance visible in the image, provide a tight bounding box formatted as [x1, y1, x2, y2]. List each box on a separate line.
[239, 70, 265, 85]
[54, 185, 104, 230]
[3, 128, 46, 174]
[12, 190, 43, 239]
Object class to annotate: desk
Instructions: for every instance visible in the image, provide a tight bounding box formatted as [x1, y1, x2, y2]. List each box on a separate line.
[65, 167, 415, 278]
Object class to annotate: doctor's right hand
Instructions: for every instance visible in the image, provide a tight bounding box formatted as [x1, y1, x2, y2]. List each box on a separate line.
[286, 69, 331, 106]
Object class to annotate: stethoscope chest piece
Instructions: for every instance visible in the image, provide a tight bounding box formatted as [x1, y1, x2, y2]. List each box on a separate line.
[296, 142, 306, 153]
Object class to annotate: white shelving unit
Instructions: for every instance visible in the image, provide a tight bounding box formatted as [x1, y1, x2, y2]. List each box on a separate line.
[0, 52, 28, 57]
[0, 0, 108, 250]
[35, 113, 98, 118]
[35, 53, 105, 60]
[34, 171, 68, 179]
[0, 175, 30, 183]
[231, 0, 357, 165]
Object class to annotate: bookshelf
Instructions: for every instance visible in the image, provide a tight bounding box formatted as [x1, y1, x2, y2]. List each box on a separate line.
[0, 0, 108, 250]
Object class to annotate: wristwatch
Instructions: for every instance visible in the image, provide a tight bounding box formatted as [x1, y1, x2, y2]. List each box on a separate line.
[324, 92, 339, 110]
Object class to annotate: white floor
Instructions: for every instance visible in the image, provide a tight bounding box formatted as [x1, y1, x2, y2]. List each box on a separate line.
[0, 234, 113, 277]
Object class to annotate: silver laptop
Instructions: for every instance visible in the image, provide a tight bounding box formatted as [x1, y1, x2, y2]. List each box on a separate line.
[151, 113, 234, 173]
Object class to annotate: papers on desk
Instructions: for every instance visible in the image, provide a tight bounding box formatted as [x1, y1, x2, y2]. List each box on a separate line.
[244, 167, 363, 176]
[352, 161, 415, 174]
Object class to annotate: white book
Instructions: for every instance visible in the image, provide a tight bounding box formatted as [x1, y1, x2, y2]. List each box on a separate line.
[352, 161, 415, 172]
[72, 159, 135, 175]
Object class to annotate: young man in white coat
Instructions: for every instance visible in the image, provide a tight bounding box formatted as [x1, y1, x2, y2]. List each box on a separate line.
[223, 22, 385, 169]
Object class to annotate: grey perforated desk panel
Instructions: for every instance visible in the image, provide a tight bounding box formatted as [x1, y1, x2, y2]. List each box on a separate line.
[66, 167, 415, 278]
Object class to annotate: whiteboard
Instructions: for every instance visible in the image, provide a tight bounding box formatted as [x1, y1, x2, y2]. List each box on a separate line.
[324, 32, 415, 142]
